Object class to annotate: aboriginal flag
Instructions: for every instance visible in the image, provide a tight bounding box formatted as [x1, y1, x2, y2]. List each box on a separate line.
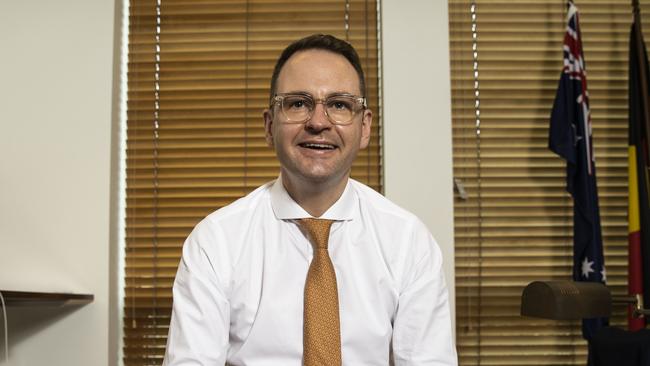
[628, 7, 650, 331]
[549, 2, 608, 340]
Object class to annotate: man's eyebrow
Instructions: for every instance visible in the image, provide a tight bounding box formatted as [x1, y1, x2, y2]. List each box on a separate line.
[326, 92, 362, 97]
[276, 90, 363, 99]
[283, 90, 309, 94]
[277, 91, 360, 97]
[276, 91, 311, 97]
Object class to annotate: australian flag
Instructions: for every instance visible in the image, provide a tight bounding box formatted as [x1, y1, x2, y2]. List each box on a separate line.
[548, 2, 608, 341]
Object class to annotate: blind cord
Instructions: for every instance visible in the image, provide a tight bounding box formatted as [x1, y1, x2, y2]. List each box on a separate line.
[470, 1, 483, 364]
[344, 0, 350, 41]
[151, 0, 162, 331]
[0, 291, 8, 363]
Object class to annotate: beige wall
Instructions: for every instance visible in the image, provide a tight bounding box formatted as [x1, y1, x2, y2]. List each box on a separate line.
[0, 0, 115, 365]
[382, 0, 456, 334]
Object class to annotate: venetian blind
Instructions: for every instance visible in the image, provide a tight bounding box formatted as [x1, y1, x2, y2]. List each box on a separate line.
[449, 1, 644, 365]
[123, 1, 381, 365]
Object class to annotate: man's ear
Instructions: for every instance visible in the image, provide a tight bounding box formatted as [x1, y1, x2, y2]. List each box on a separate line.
[360, 108, 372, 149]
[263, 109, 274, 147]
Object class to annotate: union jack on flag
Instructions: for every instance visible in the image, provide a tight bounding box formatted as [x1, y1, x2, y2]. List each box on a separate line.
[548, 2, 608, 341]
[559, 3, 594, 175]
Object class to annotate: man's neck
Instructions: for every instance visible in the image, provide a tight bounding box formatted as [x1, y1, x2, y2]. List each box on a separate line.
[281, 173, 349, 217]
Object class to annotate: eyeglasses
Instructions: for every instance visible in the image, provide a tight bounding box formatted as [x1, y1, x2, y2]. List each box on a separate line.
[271, 92, 367, 126]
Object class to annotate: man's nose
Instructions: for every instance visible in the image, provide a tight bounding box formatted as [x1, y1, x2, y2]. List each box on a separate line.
[305, 102, 332, 131]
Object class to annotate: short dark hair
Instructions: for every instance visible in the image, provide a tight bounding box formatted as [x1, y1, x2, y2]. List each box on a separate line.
[269, 34, 366, 102]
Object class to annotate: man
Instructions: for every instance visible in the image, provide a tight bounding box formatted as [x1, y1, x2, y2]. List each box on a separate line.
[163, 34, 457, 365]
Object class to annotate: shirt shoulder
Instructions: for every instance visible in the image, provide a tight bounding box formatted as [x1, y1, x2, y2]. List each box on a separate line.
[179, 181, 275, 294]
[185, 181, 274, 262]
[349, 180, 443, 287]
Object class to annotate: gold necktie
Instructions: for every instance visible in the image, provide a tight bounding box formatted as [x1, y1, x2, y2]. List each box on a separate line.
[300, 218, 342, 366]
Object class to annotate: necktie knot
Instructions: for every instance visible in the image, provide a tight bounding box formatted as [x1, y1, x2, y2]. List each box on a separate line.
[299, 218, 334, 249]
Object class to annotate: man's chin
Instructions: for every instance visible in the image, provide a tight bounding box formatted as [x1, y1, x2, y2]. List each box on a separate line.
[284, 167, 350, 187]
[300, 171, 339, 184]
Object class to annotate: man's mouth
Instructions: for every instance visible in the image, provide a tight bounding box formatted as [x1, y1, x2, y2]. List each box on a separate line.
[299, 142, 337, 150]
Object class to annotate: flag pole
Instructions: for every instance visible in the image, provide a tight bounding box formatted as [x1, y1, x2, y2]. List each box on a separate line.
[629, 0, 650, 329]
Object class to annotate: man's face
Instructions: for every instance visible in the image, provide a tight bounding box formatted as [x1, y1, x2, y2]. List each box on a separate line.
[264, 49, 372, 189]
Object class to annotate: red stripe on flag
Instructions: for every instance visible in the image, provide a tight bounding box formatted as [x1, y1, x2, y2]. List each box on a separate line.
[628, 230, 645, 331]
[629, 231, 643, 294]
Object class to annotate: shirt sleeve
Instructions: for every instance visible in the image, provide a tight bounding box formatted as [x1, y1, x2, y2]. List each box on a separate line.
[392, 223, 458, 366]
[162, 221, 231, 366]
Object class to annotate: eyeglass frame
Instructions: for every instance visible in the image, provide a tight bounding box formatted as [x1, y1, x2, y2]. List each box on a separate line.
[269, 92, 368, 126]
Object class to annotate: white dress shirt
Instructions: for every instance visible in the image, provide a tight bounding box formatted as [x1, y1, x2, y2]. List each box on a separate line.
[162, 177, 457, 365]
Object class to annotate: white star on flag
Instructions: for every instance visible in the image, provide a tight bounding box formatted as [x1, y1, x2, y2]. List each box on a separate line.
[581, 257, 594, 278]
[601, 267, 607, 282]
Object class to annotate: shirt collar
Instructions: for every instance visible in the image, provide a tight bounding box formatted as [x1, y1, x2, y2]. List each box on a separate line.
[270, 175, 357, 221]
